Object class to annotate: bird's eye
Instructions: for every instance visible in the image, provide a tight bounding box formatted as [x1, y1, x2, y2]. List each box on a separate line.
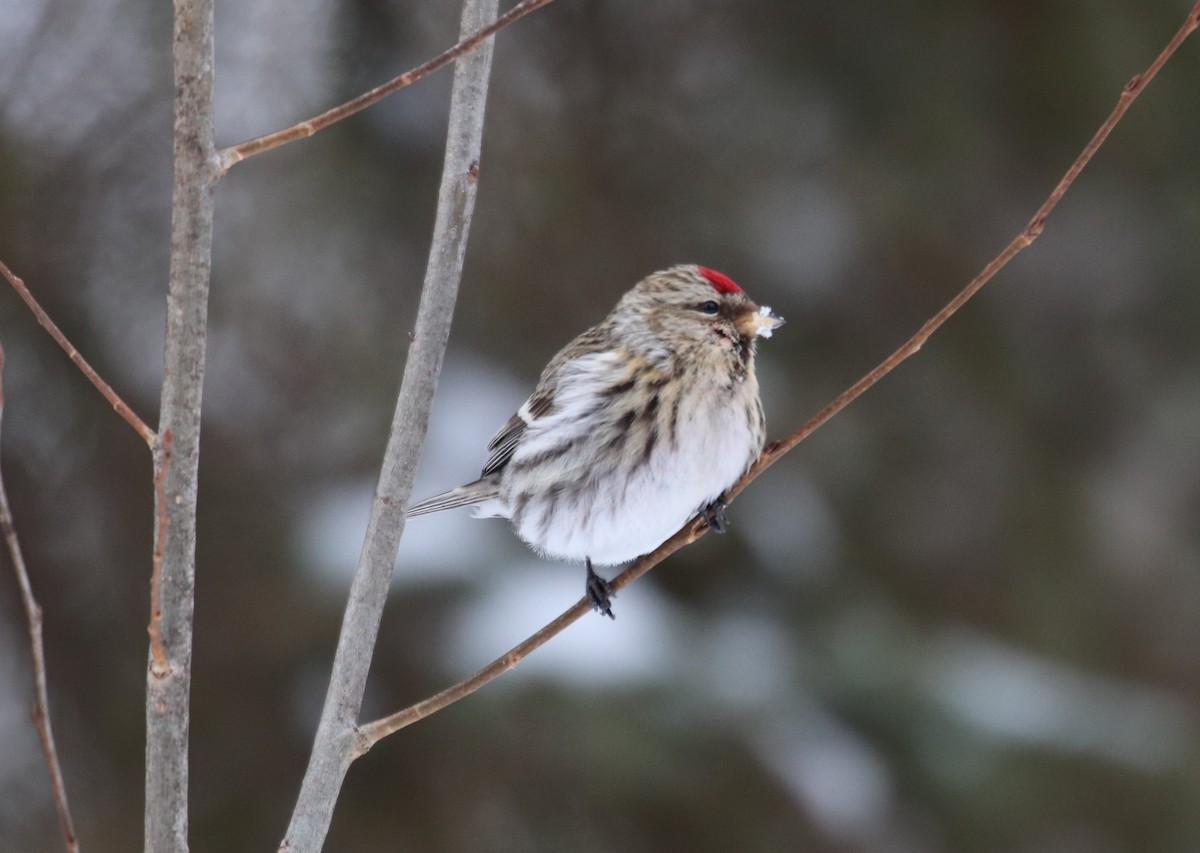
[699, 301, 720, 315]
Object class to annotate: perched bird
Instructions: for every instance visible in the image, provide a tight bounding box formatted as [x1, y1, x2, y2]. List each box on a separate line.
[408, 264, 783, 617]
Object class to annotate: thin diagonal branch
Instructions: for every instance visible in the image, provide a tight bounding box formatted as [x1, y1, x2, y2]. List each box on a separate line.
[0, 344, 80, 853]
[0, 260, 157, 448]
[739, 0, 1200, 480]
[279, 1, 499, 850]
[218, 0, 557, 173]
[354, 0, 1200, 752]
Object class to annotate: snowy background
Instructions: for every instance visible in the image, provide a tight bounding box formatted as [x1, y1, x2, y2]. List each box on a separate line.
[2, 0, 1199, 850]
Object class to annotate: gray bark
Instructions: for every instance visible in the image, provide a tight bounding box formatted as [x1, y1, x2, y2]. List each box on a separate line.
[146, 0, 216, 849]
[279, 1, 498, 849]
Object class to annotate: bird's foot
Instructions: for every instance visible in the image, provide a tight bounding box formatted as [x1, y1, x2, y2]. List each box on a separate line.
[701, 496, 729, 534]
[585, 560, 615, 620]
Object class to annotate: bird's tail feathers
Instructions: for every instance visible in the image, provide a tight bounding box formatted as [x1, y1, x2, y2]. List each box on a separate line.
[406, 479, 497, 517]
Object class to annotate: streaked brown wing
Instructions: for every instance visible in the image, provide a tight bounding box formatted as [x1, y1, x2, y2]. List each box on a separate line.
[480, 390, 553, 476]
[478, 321, 612, 478]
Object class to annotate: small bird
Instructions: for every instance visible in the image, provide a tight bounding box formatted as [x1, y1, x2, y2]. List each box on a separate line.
[408, 264, 783, 617]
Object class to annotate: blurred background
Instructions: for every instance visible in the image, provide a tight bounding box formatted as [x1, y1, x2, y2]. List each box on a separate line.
[2, 0, 1200, 850]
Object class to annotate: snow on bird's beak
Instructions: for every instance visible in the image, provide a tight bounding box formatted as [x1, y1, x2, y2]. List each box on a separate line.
[738, 304, 785, 339]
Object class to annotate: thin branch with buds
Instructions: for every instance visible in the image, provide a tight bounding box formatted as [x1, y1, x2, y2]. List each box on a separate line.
[0, 344, 80, 853]
[354, 0, 1200, 753]
[218, 0, 558, 173]
[0, 260, 157, 448]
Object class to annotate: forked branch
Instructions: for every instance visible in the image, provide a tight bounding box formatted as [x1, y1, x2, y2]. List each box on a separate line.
[354, 0, 1200, 753]
[0, 260, 156, 448]
[218, 0, 559, 172]
[280, 0, 500, 849]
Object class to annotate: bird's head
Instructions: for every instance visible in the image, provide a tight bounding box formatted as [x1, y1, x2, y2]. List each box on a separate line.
[615, 264, 784, 359]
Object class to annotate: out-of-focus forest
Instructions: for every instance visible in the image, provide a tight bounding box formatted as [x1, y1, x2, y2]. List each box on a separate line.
[2, 0, 1199, 850]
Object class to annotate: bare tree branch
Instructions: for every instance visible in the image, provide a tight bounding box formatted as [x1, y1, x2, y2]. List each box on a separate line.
[0, 344, 80, 853]
[279, 1, 499, 849]
[743, 0, 1200, 480]
[218, 0, 556, 173]
[354, 0, 1200, 751]
[0, 260, 157, 448]
[144, 0, 218, 848]
[148, 431, 176, 672]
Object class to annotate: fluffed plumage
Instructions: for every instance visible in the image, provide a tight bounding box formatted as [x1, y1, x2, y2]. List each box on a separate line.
[408, 264, 783, 616]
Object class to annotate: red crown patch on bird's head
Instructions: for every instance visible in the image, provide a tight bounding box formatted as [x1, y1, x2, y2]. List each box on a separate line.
[697, 266, 743, 295]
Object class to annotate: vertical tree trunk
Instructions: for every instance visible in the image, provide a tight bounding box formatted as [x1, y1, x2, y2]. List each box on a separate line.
[146, 0, 216, 848]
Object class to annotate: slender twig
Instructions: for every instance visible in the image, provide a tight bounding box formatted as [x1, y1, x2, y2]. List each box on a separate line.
[218, 0, 557, 173]
[0, 344, 81, 853]
[736, 0, 1200, 482]
[144, 0, 217, 848]
[355, 0, 1200, 752]
[0, 260, 157, 448]
[279, 1, 499, 850]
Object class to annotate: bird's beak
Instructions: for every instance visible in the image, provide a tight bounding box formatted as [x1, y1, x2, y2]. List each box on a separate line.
[738, 304, 785, 339]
